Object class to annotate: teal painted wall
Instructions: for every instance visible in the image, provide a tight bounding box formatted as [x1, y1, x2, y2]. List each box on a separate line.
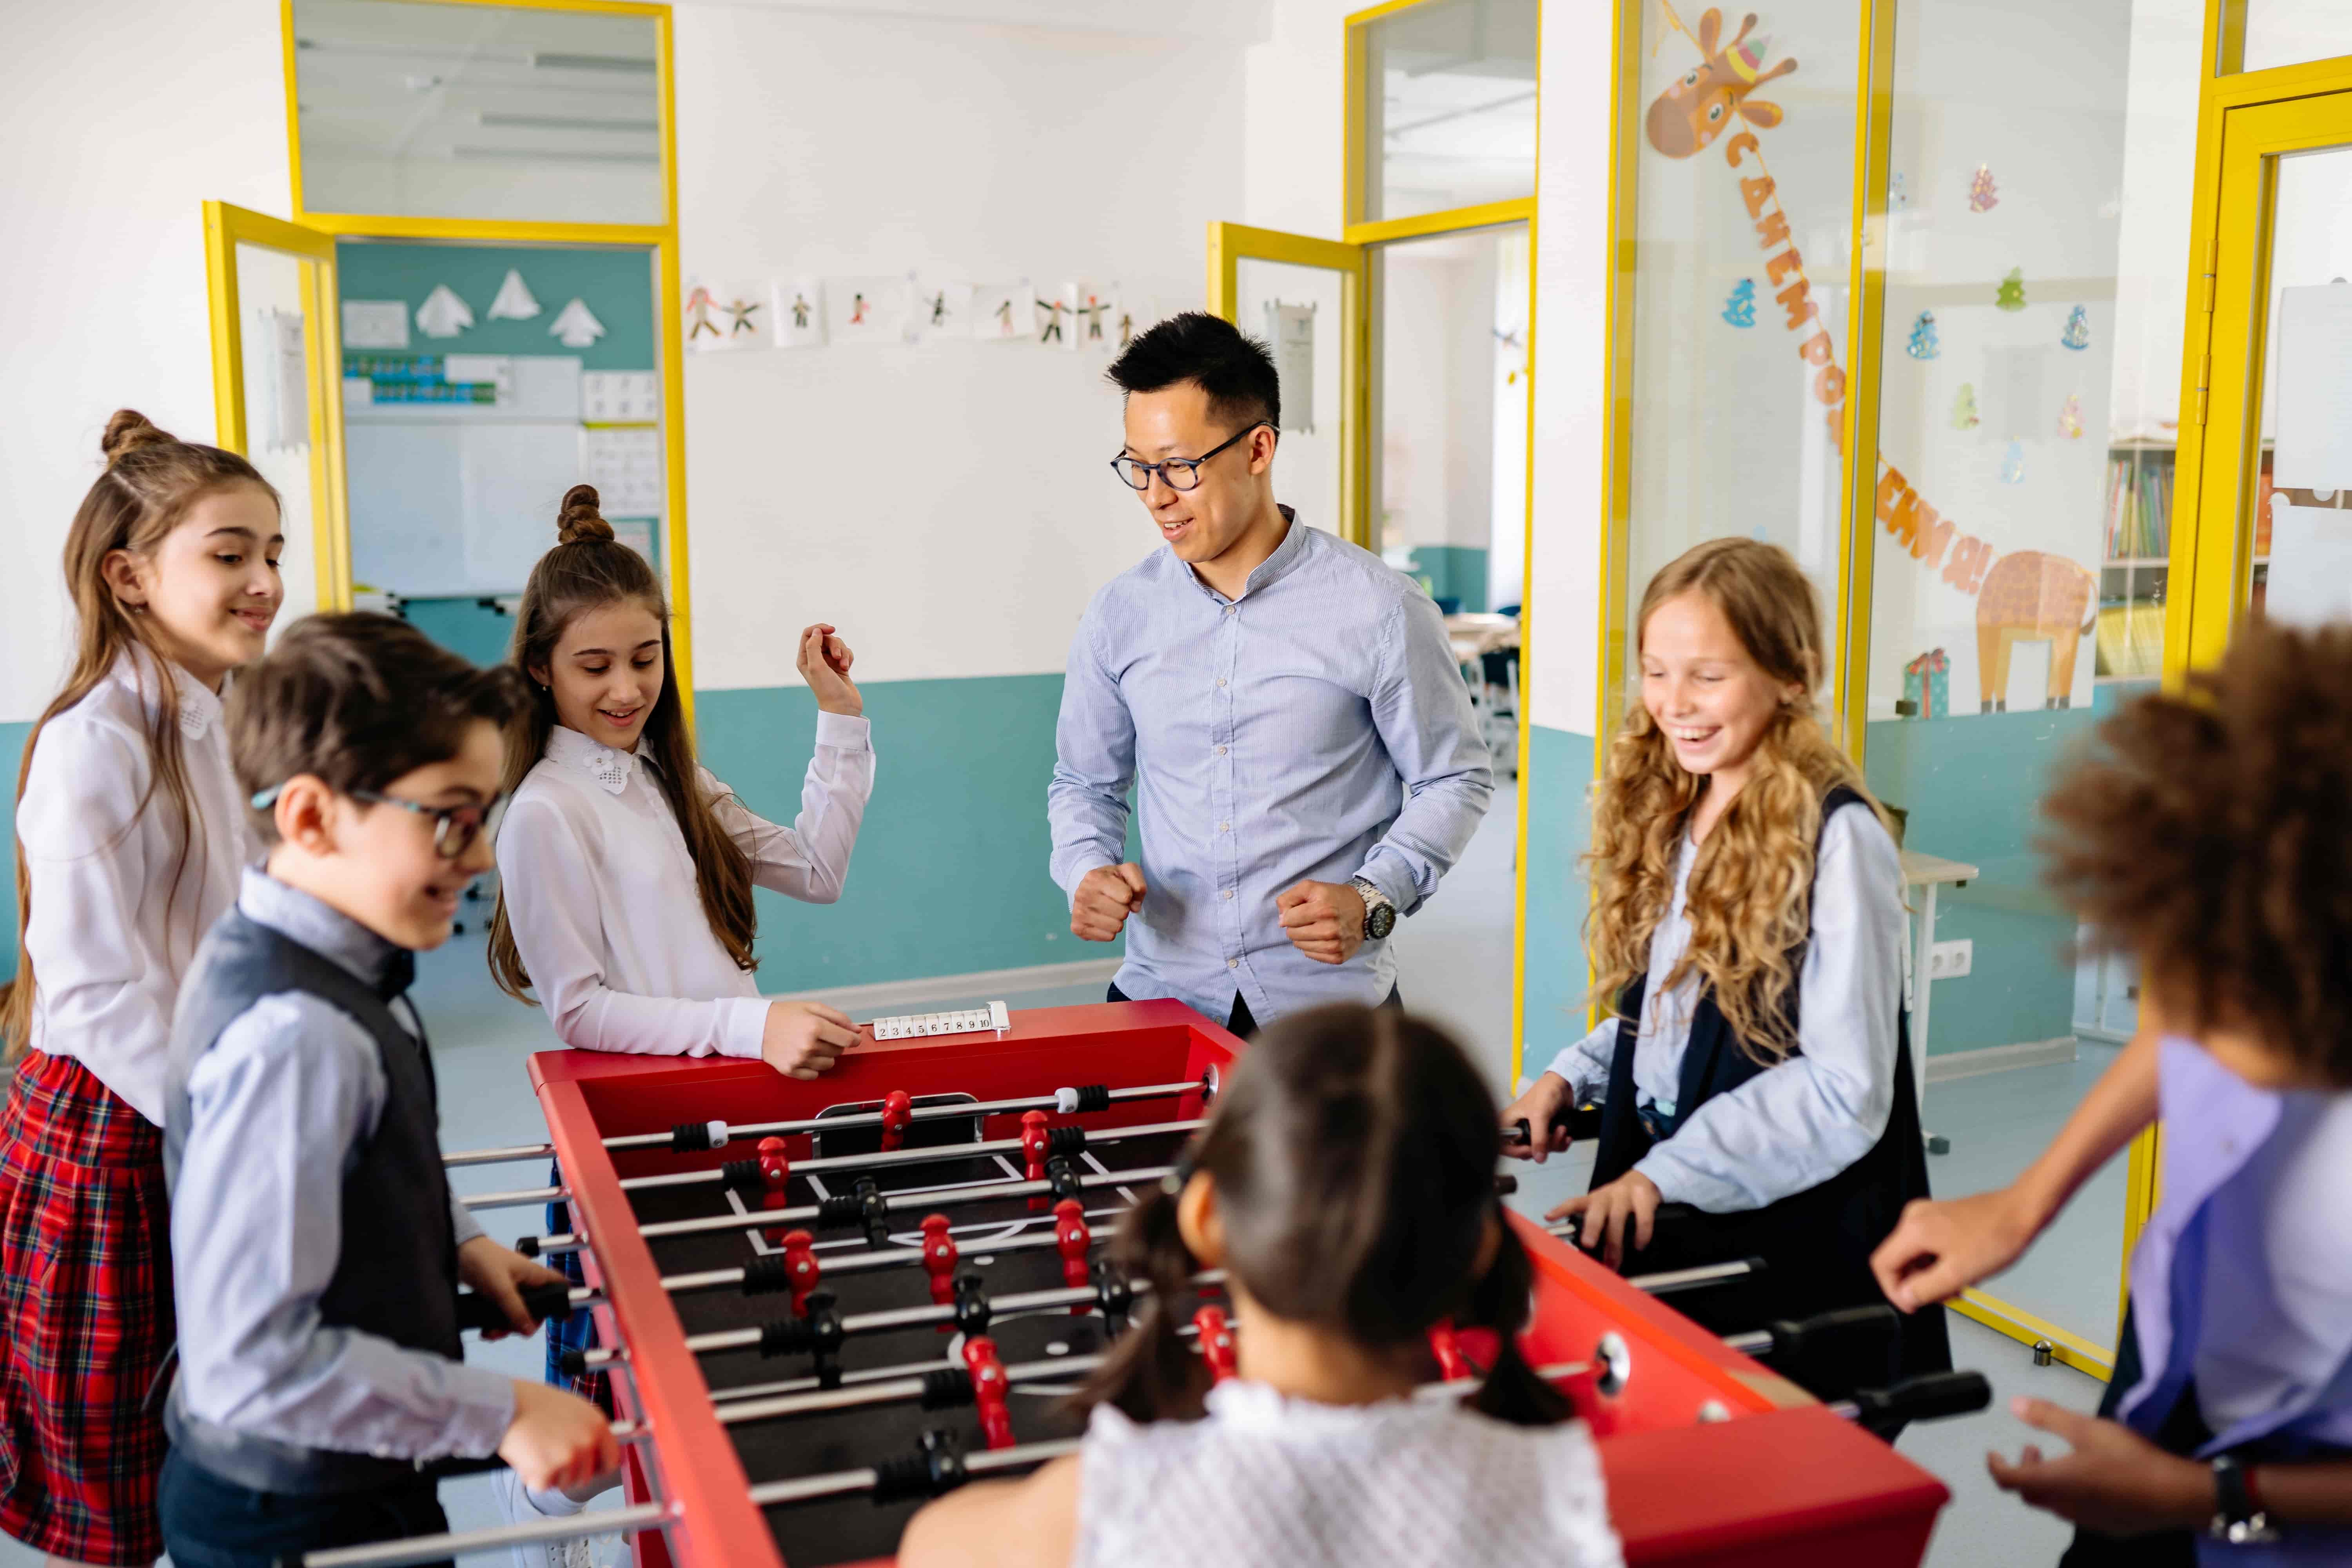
[335, 242, 657, 372]
[697, 674, 1112, 991]
[1865, 711, 2100, 1055]
[0, 721, 24, 984]
[404, 598, 517, 671]
[1410, 545, 1489, 613]
[1519, 724, 1595, 1083]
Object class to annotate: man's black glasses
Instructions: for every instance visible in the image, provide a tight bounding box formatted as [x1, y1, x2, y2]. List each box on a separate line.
[1110, 423, 1268, 492]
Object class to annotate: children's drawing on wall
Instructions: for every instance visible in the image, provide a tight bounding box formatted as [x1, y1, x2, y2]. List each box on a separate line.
[1900, 648, 1950, 720]
[2056, 393, 2084, 440]
[1995, 267, 2028, 311]
[1889, 171, 1913, 210]
[2000, 439, 2027, 484]
[2060, 303, 2091, 350]
[772, 278, 824, 348]
[1642, 7, 1797, 159]
[972, 282, 1034, 343]
[1722, 278, 1756, 327]
[1069, 283, 1114, 351]
[487, 268, 541, 321]
[722, 285, 764, 344]
[548, 298, 605, 350]
[826, 276, 909, 344]
[910, 276, 972, 343]
[1906, 310, 1940, 360]
[1038, 291, 1073, 348]
[1951, 383, 1980, 429]
[415, 283, 474, 340]
[1974, 551, 2095, 711]
[1968, 163, 2000, 212]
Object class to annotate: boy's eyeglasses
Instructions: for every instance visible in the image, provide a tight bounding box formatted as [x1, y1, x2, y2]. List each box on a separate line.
[249, 784, 506, 860]
[1109, 423, 1267, 492]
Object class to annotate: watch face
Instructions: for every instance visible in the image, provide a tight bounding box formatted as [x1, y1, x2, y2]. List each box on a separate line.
[1365, 903, 1396, 940]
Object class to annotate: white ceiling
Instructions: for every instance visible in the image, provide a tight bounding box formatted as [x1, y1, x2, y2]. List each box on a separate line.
[671, 0, 1276, 45]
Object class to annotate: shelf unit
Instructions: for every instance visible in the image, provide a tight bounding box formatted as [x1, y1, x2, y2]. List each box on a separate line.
[2099, 435, 2173, 681]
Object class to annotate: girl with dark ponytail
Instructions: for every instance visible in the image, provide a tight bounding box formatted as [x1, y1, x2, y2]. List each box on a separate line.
[898, 1005, 1626, 1568]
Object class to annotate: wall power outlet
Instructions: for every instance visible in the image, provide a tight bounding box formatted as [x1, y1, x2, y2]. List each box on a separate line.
[1928, 939, 1973, 980]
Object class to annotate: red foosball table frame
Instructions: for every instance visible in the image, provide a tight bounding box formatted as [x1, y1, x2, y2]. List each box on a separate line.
[528, 1000, 1951, 1568]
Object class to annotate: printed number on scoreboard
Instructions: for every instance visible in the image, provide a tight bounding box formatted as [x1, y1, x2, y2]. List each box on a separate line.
[866, 1001, 1012, 1040]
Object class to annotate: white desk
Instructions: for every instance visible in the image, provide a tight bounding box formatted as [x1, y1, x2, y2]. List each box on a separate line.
[1900, 849, 1979, 1154]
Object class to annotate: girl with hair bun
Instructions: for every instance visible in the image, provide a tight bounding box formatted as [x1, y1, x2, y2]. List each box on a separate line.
[0, 410, 284, 1566]
[1502, 537, 1949, 1377]
[487, 483, 874, 1548]
[898, 1003, 1624, 1568]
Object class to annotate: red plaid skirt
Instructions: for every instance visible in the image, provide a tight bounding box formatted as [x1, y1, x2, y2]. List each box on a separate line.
[0, 1048, 175, 1566]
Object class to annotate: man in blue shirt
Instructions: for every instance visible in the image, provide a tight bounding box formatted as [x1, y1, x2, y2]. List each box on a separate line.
[1048, 312, 1493, 1034]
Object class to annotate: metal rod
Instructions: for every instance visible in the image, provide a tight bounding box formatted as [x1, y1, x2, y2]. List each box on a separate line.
[650, 1200, 1133, 1302]
[443, 1080, 1203, 1169]
[531, 1165, 1171, 1257]
[294, 1501, 673, 1568]
[463, 1118, 1205, 1213]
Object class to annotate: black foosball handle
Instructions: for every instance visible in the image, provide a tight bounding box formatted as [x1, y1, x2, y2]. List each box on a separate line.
[1840, 1370, 1992, 1437]
[1757, 1304, 1899, 1362]
[455, 1280, 573, 1334]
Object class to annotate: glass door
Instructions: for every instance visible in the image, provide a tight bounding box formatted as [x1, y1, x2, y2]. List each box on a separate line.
[1207, 223, 1368, 547]
[203, 201, 353, 623]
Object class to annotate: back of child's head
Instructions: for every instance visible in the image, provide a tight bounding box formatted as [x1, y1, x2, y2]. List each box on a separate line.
[3, 411, 280, 1053]
[1587, 537, 1877, 1062]
[228, 612, 529, 845]
[1078, 1004, 1570, 1428]
[2042, 620, 2352, 1087]
[486, 485, 756, 1002]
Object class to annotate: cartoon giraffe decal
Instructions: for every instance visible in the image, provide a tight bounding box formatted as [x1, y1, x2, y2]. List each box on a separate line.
[1974, 551, 2097, 712]
[1646, 10, 1798, 159]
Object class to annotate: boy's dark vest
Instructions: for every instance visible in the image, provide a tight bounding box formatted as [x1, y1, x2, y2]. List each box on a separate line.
[1588, 785, 1952, 1377]
[162, 908, 465, 1495]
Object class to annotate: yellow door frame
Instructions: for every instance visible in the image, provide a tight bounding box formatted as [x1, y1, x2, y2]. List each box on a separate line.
[1206, 223, 1372, 551]
[203, 201, 356, 620]
[272, 0, 694, 708]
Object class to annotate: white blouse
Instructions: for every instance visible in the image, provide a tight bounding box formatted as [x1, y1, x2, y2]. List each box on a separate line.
[494, 715, 874, 1059]
[18, 649, 255, 1125]
[1542, 800, 1906, 1213]
[1074, 1379, 1624, 1568]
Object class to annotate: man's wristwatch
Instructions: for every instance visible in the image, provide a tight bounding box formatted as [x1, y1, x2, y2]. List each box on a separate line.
[1349, 878, 1396, 941]
[2210, 1455, 2281, 1544]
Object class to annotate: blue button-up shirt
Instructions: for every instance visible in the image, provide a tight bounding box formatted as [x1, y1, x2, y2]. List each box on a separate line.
[2118, 1038, 2352, 1564]
[1048, 511, 1492, 1027]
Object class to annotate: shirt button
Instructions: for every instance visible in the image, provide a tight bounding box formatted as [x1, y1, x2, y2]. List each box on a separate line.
[1225, 606, 1236, 616]
[1215, 745, 1227, 756]
[1219, 822, 1229, 833]
[1222, 888, 1234, 900]
[1228, 958, 1239, 969]
[1216, 678, 1227, 688]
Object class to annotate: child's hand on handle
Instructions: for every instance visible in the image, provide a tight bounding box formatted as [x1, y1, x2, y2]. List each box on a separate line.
[500, 1380, 618, 1494]
[763, 1000, 860, 1079]
[1546, 1169, 1662, 1271]
[1071, 864, 1146, 942]
[798, 623, 862, 717]
[1870, 1187, 2043, 1313]
[457, 1236, 572, 1338]
[1500, 1073, 1573, 1163]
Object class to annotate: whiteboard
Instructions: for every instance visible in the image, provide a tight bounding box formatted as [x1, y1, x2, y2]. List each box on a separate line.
[347, 419, 586, 598]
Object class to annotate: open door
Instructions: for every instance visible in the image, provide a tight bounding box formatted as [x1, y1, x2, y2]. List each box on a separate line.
[203, 201, 352, 623]
[1206, 223, 1368, 548]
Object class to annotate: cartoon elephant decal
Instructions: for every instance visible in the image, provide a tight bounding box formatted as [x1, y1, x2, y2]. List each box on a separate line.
[1645, 9, 1798, 159]
[1975, 550, 2098, 713]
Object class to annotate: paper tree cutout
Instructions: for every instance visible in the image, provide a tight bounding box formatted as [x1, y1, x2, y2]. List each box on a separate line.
[1889, 171, 1912, 211]
[1722, 278, 1756, 328]
[1905, 310, 1940, 360]
[548, 298, 604, 349]
[2060, 304, 2091, 350]
[488, 268, 541, 320]
[1994, 268, 2028, 312]
[415, 284, 474, 339]
[1968, 164, 1999, 212]
[1951, 383, 1980, 429]
[2000, 439, 2026, 484]
[2056, 393, 2083, 440]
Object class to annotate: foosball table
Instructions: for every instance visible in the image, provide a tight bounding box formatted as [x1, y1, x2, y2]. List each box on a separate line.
[310, 1000, 1986, 1568]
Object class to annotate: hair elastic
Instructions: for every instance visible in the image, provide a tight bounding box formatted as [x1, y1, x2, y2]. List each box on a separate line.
[1159, 1150, 1197, 1198]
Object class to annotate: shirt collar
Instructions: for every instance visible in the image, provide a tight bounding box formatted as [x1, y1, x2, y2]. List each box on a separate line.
[1183, 505, 1310, 604]
[236, 866, 413, 1000]
[109, 645, 226, 741]
[545, 723, 643, 796]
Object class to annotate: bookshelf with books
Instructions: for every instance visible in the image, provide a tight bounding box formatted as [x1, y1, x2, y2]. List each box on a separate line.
[2098, 438, 2171, 683]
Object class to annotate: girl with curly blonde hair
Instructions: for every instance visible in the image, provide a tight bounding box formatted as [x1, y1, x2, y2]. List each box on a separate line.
[1503, 538, 1948, 1375]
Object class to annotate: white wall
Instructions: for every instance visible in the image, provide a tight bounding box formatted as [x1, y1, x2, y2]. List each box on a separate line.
[1240, 0, 1356, 240]
[671, 7, 1249, 690]
[0, 0, 292, 722]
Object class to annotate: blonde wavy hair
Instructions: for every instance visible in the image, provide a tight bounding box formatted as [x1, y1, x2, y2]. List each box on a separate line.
[1584, 538, 1884, 1065]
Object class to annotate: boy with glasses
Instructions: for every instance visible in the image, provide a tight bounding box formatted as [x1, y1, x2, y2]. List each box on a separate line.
[158, 613, 614, 1568]
[1053, 312, 1491, 1036]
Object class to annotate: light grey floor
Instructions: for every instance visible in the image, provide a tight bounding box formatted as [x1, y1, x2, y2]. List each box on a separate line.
[5, 781, 2125, 1568]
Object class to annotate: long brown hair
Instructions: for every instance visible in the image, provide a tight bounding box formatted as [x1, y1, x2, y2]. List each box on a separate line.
[1584, 538, 1882, 1064]
[2, 410, 279, 1058]
[488, 485, 756, 1002]
[1078, 1005, 1570, 1428]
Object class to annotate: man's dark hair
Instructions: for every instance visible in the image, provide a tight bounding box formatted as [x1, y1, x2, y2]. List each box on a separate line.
[1106, 310, 1281, 435]
[229, 612, 530, 844]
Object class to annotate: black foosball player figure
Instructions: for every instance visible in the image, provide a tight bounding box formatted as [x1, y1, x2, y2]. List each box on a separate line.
[1502, 539, 1950, 1381]
[894, 1004, 1629, 1568]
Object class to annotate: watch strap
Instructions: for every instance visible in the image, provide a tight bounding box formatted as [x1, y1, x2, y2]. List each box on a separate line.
[2210, 1455, 2280, 1543]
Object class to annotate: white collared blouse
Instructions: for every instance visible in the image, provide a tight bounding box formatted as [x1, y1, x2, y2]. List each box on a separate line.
[494, 715, 874, 1058]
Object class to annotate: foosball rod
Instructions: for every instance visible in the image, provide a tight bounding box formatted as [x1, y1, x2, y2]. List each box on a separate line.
[441, 1079, 1210, 1169]
[521, 1163, 1175, 1258]
[460, 1117, 1206, 1212]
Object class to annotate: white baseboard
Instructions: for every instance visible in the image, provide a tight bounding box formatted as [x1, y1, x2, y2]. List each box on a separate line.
[1924, 1035, 2080, 1084]
[768, 957, 1123, 1013]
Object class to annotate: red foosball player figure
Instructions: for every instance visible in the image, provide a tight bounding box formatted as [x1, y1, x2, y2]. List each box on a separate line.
[1194, 1305, 1236, 1383]
[880, 1089, 913, 1152]
[962, 1336, 1014, 1449]
[780, 1229, 820, 1317]
[1053, 1200, 1091, 1308]
[758, 1136, 793, 1246]
[920, 1213, 959, 1310]
[1428, 1318, 1470, 1381]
